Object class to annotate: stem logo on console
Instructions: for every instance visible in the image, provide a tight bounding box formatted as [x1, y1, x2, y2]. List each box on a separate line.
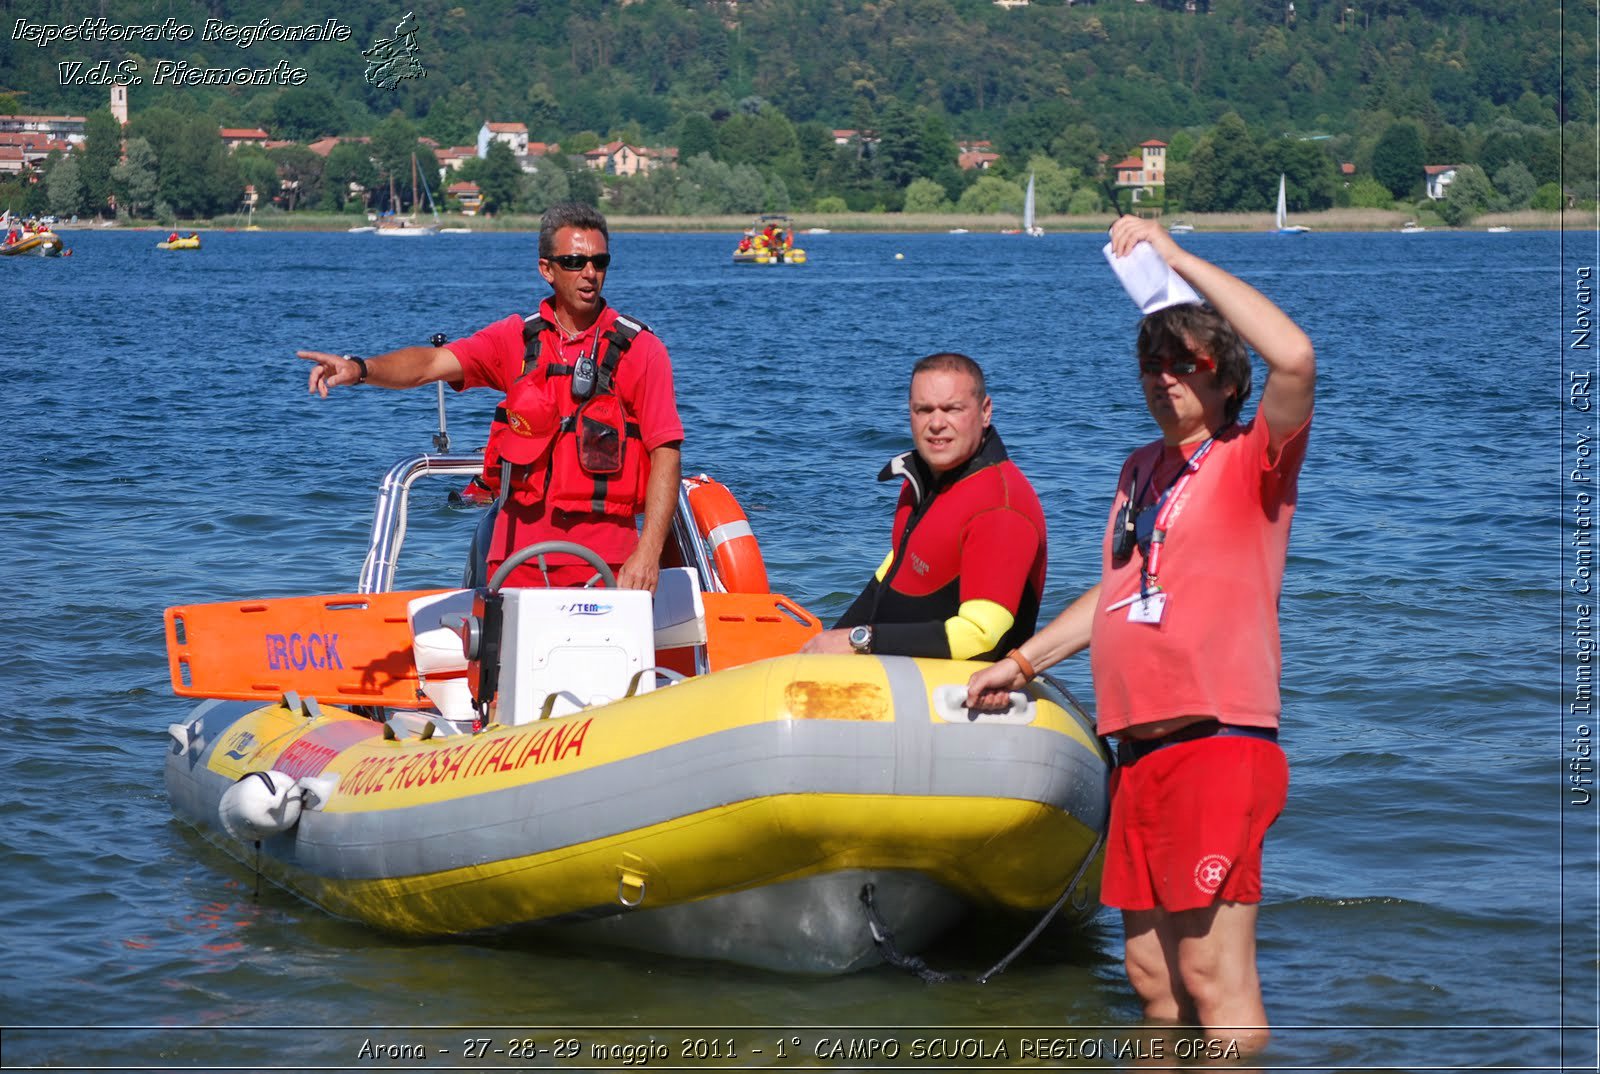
[559, 602, 613, 616]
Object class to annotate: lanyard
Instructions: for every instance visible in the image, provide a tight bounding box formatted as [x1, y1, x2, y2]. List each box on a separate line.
[1138, 436, 1216, 590]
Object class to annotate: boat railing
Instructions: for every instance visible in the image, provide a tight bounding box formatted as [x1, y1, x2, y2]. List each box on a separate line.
[358, 454, 482, 594]
[360, 451, 727, 597]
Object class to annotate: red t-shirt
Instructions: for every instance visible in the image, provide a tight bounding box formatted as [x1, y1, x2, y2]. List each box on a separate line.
[446, 301, 683, 569]
[1089, 414, 1311, 735]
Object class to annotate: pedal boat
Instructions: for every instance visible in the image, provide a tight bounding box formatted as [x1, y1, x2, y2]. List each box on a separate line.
[163, 455, 1109, 973]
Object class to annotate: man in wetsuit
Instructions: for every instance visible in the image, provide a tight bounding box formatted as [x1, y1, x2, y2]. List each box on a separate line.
[801, 352, 1047, 661]
[967, 215, 1316, 1055]
[297, 202, 683, 592]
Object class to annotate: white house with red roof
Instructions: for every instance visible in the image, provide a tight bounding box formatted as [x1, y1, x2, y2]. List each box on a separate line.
[1424, 164, 1462, 200]
[219, 127, 270, 151]
[478, 121, 529, 158]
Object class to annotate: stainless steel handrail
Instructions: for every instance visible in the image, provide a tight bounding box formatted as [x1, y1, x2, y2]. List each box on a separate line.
[357, 454, 482, 594]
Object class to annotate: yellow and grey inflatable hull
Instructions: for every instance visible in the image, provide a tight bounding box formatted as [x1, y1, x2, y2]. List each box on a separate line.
[166, 654, 1108, 973]
[1, 232, 63, 257]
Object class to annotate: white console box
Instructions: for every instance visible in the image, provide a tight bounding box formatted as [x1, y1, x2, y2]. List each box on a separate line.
[499, 588, 656, 724]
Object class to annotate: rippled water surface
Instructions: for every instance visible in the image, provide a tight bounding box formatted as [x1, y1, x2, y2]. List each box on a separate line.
[0, 227, 1591, 1070]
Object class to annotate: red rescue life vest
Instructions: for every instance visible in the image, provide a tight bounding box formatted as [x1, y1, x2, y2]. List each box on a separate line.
[485, 310, 649, 518]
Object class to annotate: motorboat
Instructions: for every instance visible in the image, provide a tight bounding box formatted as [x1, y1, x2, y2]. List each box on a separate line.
[733, 213, 807, 265]
[1167, 222, 1195, 234]
[1399, 221, 1427, 233]
[163, 455, 1110, 974]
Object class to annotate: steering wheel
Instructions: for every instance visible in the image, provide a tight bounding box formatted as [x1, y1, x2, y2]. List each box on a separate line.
[487, 540, 617, 591]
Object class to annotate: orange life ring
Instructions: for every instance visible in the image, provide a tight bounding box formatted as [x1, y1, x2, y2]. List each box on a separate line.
[685, 475, 769, 594]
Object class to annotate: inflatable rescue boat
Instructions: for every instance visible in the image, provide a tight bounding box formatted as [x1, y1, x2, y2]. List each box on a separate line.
[1, 230, 64, 257]
[164, 455, 1109, 973]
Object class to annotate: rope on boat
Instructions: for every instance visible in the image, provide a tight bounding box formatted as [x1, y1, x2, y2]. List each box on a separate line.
[859, 823, 1107, 985]
[858, 885, 964, 984]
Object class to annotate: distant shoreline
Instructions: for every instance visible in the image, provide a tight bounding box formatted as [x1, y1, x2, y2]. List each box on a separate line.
[57, 207, 1574, 233]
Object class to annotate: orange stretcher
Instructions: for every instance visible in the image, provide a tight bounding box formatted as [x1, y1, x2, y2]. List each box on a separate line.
[166, 589, 823, 708]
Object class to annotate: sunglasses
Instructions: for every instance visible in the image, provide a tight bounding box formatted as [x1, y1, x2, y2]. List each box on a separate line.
[545, 252, 611, 272]
[1139, 352, 1215, 377]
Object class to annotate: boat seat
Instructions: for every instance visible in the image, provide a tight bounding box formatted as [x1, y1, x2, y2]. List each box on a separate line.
[461, 502, 499, 589]
[408, 589, 478, 728]
[653, 567, 707, 650]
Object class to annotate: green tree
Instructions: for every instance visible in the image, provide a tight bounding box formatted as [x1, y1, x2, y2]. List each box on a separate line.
[1051, 123, 1104, 179]
[955, 174, 1024, 214]
[873, 98, 924, 188]
[1371, 122, 1426, 199]
[323, 142, 378, 211]
[111, 137, 159, 217]
[1025, 155, 1078, 214]
[270, 145, 324, 212]
[369, 114, 421, 212]
[47, 155, 85, 217]
[1437, 165, 1495, 225]
[478, 140, 525, 214]
[1346, 175, 1395, 209]
[1531, 183, 1564, 211]
[902, 177, 952, 213]
[524, 84, 561, 140]
[1492, 161, 1536, 211]
[1066, 187, 1101, 214]
[677, 113, 718, 161]
[231, 145, 280, 207]
[1186, 113, 1264, 212]
[271, 88, 343, 142]
[523, 160, 572, 214]
[79, 110, 122, 219]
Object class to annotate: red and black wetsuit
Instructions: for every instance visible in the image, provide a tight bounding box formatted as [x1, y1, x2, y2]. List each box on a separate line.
[836, 428, 1047, 660]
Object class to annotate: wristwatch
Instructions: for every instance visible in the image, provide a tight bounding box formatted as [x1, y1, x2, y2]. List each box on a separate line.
[847, 624, 873, 654]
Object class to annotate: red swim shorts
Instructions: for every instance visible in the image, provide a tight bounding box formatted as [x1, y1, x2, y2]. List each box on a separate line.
[1099, 734, 1288, 913]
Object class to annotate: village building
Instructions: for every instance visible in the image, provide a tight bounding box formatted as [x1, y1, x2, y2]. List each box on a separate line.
[1424, 164, 1462, 200]
[219, 128, 270, 151]
[1112, 139, 1168, 203]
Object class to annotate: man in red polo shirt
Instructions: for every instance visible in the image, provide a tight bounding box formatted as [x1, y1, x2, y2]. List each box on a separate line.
[967, 215, 1315, 1056]
[298, 203, 683, 592]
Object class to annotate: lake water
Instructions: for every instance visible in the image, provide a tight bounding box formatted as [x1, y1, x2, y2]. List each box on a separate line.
[0, 225, 1593, 1071]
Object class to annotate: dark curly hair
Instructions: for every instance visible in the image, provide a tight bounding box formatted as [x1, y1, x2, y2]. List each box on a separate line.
[1136, 303, 1252, 425]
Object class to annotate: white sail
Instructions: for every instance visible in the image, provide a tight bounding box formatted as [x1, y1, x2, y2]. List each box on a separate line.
[1276, 173, 1309, 234]
[1023, 173, 1043, 236]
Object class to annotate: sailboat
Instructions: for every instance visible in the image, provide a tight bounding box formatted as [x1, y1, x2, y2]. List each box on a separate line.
[377, 153, 439, 237]
[1275, 174, 1309, 234]
[1023, 173, 1044, 237]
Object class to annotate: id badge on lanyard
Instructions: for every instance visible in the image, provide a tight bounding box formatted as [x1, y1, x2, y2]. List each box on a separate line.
[1106, 437, 1217, 626]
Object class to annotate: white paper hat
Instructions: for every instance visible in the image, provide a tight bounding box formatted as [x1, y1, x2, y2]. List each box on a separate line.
[1102, 239, 1202, 315]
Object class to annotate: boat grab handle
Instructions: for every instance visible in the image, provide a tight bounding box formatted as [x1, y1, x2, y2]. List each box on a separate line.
[625, 667, 687, 697]
[931, 684, 1034, 724]
[537, 691, 588, 721]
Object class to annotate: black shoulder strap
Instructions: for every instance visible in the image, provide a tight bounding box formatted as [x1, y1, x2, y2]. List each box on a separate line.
[594, 312, 647, 395]
[518, 315, 551, 381]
